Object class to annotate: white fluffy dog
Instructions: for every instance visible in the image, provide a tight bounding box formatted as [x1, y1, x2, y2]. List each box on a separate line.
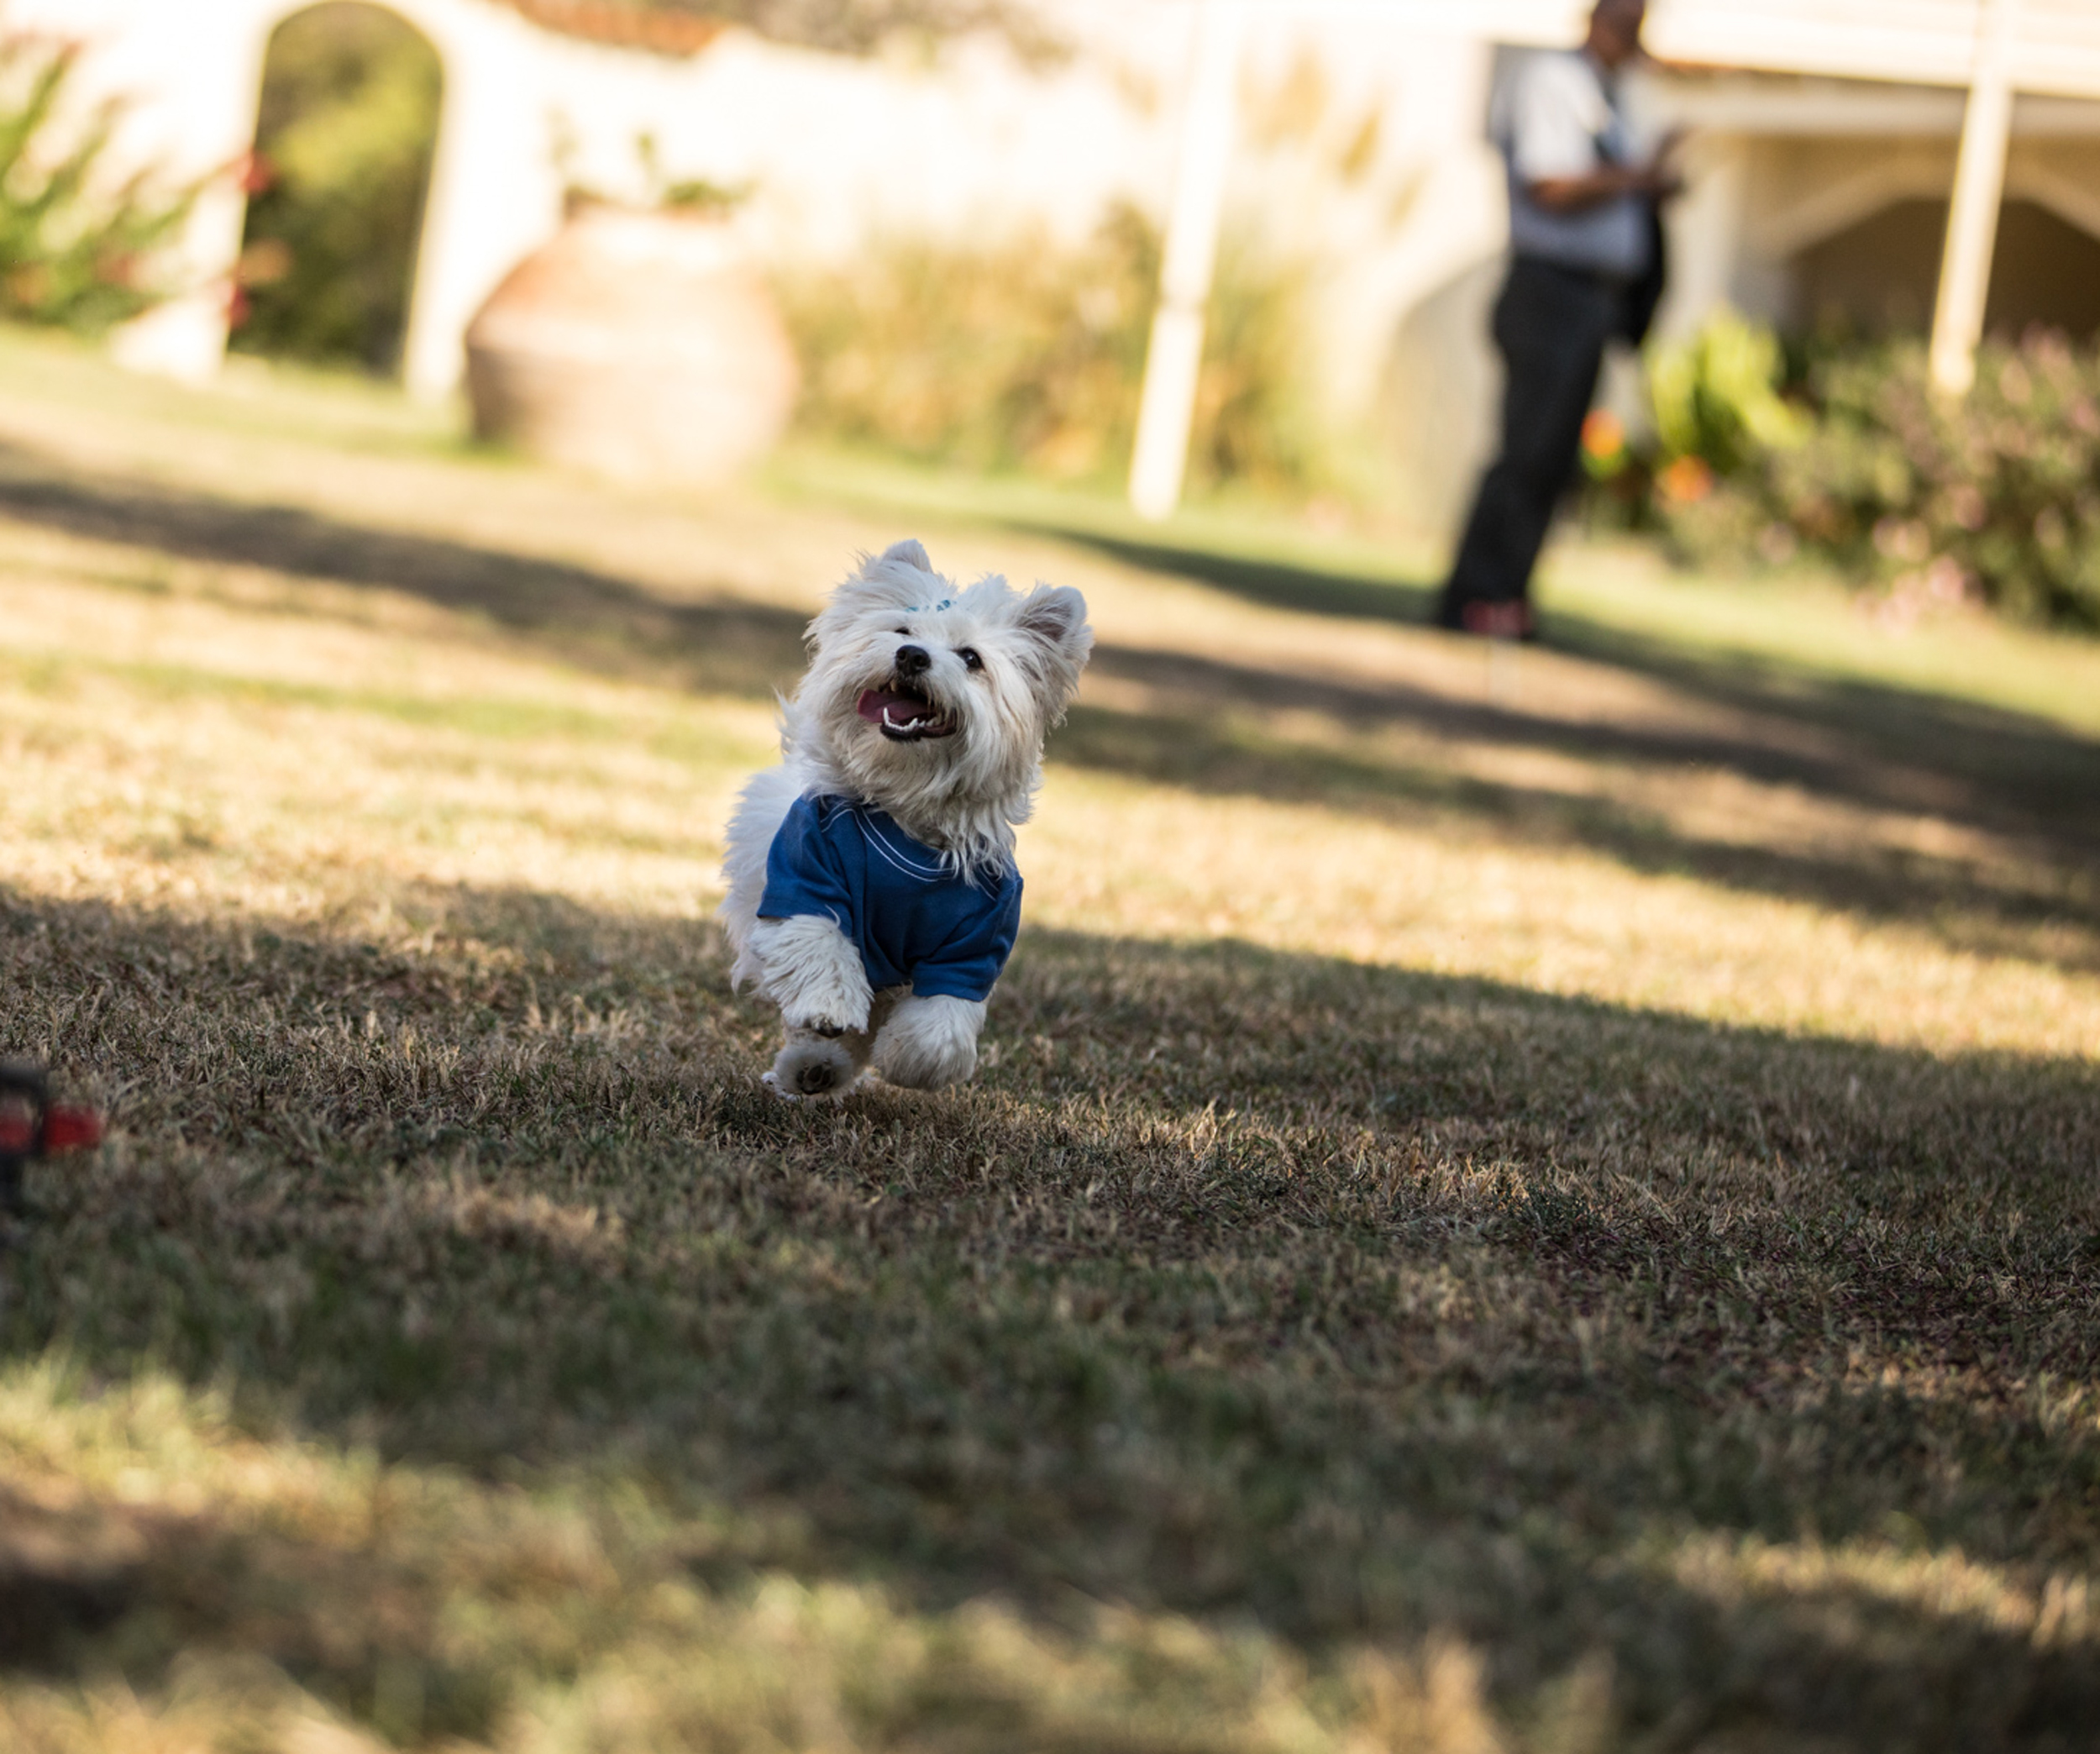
[719, 539, 1091, 1098]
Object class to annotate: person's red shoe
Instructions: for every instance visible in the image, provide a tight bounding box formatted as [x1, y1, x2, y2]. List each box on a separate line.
[1460, 601, 1535, 641]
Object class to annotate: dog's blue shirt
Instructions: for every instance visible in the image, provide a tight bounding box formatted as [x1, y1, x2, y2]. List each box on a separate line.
[759, 795, 1022, 1003]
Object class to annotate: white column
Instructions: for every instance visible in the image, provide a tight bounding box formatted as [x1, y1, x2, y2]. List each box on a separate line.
[401, 8, 564, 400]
[1648, 134, 1748, 342]
[1128, 0, 1247, 523]
[1929, 0, 2024, 396]
[76, 0, 276, 385]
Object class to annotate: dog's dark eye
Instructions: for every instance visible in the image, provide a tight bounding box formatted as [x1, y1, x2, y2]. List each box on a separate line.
[894, 626, 911, 637]
[958, 647, 983, 671]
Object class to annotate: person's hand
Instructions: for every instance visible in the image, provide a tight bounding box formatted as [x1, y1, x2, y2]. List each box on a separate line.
[1526, 128, 1690, 213]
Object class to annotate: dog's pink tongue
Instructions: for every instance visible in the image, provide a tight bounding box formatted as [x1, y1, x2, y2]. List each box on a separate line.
[857, 688, 937, 726]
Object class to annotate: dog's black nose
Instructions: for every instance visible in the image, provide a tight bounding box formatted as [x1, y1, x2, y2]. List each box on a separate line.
[895, 643, 931, 679]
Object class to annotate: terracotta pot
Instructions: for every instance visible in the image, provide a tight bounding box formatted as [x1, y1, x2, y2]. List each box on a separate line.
[465, 203, 799, 486]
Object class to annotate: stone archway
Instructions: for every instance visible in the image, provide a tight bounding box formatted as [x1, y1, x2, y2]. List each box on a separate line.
[237, 0, 566, 400]
[234, 3, 444, 376]
[24, 0, 576, 396]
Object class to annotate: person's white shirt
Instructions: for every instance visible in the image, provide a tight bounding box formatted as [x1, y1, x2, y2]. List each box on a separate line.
[1492, 49, 1653, 280]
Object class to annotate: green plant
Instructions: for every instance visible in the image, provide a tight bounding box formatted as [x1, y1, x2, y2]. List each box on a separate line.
[776, 202, 1323, 496]
[1647, 307, 1808, 473]
[232, 2, 443, 375]
[0, 33, 198, 334]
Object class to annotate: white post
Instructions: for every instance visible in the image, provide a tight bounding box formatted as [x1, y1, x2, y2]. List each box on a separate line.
[1929, 0, 2023, 396]
[97, 3, 273, 386]
[401, 8, 564, 400]
[1128, 0, 1247, 522]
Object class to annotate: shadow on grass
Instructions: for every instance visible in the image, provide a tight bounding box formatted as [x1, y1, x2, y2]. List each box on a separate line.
[0, 441, 811, 701]
[1, 446, 2092, 969]
[1053, 691, 2100, 975]
[3, 883, 2097, 1745]
[1037, 521, 2100, 856]
[1016, 522, 1444, 626]
[1029, 525, 2100, 969]
[1548, 614, 2100, 853]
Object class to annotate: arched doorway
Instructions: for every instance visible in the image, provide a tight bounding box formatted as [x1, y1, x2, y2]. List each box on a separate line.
[233, 2, 444, 376]
[1793, 196, 2100, 343]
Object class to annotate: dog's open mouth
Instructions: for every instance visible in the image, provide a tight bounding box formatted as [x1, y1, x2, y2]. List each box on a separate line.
[858, 684, 958, 742]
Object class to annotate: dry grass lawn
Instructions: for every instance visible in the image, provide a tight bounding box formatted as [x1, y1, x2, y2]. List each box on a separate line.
[0, 327, 2097, 1751]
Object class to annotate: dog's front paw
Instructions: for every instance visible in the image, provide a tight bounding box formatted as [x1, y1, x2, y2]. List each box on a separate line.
[753, 916, 872, 1037]
[768, 1034, 862, 1100]
[872, 994, 986, 1090]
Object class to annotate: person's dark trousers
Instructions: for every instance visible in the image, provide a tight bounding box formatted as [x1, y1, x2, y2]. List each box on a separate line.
[1438, 255, 1623, 638]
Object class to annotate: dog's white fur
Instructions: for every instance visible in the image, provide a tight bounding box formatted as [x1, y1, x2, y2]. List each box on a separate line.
[720, 539, 1091, 1096]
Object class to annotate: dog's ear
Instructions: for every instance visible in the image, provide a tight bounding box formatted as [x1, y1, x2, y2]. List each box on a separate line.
[1018, 585, 1090, 658]
[824, 543, 938, 635]
[1016, 585, 1092, 706]
[841, 540, 937, 605]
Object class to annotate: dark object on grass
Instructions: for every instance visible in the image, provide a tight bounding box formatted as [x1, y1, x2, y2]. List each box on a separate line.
[0, 1062, 103, 1216]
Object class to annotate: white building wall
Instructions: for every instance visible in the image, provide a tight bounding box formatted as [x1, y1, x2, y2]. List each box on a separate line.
[14, 0, 1192, 396]
[18, 0, 1500, 426]
[16, 0, 2100, 532]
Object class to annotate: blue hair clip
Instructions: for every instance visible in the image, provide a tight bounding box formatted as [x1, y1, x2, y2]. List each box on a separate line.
[904, 599, 955, 613]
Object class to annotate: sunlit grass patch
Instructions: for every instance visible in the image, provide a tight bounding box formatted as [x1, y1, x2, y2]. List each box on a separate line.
[0, 524, 772, 926]
[1021, 771, 2100, 1056]
[0, 1365, 1551, 1754]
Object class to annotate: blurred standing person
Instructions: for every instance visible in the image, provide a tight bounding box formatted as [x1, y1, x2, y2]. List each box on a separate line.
[1437, 0, 1683, 640]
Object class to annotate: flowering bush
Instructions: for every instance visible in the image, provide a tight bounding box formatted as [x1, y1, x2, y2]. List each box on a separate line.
[1765, 335, 2100, 628]
[1589, 311, 2100, 631]
[522, 0, 1063, 60]
[1580, 311, 1804, 549]
[0, 33, 197, 334]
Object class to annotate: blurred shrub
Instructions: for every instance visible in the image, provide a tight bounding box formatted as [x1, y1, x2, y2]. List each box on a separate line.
[776, 202, 1324, 496]
[1647, 309, 1807, 475]
[1590, 310, 2100, 630]
[232, 3, 442, 375]
[1764, 335, 2100, 628]
[0, 34, 197, 333]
